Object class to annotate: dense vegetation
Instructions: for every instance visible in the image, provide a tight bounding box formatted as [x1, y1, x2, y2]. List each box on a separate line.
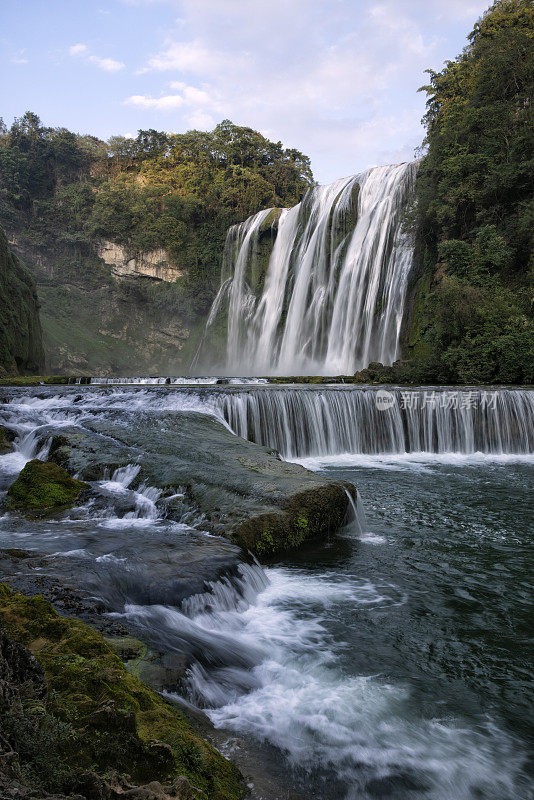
[0, 115, 312, 318]
[0, 225, 44, 377]
[0, 116, 313, 373]
[408, 0, 534, 384]
[1, 0, 532, 382]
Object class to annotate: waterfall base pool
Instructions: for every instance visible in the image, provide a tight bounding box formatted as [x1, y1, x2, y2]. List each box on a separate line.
[174, 457, 533, 800]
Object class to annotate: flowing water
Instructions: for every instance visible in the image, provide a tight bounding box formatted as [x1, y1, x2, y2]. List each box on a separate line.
[0, 385, 532, 799]
[198, 162, 418, 375]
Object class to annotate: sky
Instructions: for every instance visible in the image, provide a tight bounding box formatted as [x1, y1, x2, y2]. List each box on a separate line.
[2, 0, 492, 184]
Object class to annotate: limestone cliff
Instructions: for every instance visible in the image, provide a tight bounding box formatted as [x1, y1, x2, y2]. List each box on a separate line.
[5, 234, 194, 376]
[0, 227, 44, 377]
[98, 241, 185, 283]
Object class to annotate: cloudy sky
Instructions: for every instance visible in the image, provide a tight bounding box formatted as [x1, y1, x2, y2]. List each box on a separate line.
[3, 0, 491, 183]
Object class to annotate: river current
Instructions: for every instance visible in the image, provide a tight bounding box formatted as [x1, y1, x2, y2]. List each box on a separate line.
[0, 384, 532, 800]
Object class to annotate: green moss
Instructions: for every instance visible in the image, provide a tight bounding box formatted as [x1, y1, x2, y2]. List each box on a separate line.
[0, 583, 245, 799]
[232, 484, 349, 557]
[7, 459, 89, 515]
[255, 526, 276, 556]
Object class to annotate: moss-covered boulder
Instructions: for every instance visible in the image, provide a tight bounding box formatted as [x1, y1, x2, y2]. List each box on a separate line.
[7, 459, 89, 515]
[0, 583, 245, 799]
[232, 483, 351, 556]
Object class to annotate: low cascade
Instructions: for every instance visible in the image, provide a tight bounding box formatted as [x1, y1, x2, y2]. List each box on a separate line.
[216, 387, 534, 457]
[198, 161, 418, 375]
[2, 385, 533, 459]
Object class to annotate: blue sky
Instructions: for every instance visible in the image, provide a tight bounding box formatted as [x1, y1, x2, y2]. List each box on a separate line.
[2, 0, 491, 183]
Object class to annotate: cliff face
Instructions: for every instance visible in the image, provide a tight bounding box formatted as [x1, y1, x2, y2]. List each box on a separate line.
[0, 228, 44, 377]
[97, 241, 186, 283]
[5, 233, 194, 377]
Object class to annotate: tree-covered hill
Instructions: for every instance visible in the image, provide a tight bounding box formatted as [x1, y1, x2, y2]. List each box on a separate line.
[406, 0, 533, 384]
[0, 117, 313, 374]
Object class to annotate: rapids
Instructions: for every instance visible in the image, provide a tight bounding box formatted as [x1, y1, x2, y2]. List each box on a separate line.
[0, 383, 532, 799]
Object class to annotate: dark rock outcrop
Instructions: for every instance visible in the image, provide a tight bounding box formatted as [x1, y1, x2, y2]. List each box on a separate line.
[0, 584, 245, 800]
[0, 227, 44, 378]
[0, 424, 15, 454]
[46, 410, 353, 556]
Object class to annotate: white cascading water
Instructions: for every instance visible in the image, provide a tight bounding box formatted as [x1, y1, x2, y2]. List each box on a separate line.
[219, 387, 534, 458]
[3, 386, 531, 459]
[199, 161, 418, 375]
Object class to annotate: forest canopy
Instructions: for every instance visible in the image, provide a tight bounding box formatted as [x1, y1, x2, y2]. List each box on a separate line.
[0, 116, 313, 316]
[410, 0, 534, 384]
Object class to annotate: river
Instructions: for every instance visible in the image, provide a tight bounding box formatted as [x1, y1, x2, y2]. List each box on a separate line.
[0, 384, 532, 800]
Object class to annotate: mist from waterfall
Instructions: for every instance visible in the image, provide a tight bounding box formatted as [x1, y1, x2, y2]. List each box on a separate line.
[199, 161, 418, 375]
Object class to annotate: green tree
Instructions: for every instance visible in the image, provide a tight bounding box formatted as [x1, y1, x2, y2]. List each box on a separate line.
[408, 0, 534, 384]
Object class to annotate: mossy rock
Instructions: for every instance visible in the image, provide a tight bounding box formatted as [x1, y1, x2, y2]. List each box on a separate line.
[7, 459, 89, 515]
[0, 424, 15, 454]
[232, 483, 352, 557]
[0, 583, 245, 799]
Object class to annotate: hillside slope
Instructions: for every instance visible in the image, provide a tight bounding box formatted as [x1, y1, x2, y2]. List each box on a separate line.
[0, 118, 312, 376]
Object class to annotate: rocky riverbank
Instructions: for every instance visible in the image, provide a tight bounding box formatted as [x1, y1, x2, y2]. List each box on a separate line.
[0, 583, 245, 800]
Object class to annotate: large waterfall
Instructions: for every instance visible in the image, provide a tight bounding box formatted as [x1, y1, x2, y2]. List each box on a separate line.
[198, 161, 418, 375]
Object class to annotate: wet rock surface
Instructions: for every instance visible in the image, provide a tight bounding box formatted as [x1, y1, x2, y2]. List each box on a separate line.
[0, 387, 355, 800]
[46, 408, 352, 556]
[7, 459, 89, 516]
[0, 424, 15, 454]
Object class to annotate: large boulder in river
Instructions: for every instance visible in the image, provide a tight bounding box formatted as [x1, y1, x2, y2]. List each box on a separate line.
[7, 459, 89, 516]
[46, 410, 353, 557]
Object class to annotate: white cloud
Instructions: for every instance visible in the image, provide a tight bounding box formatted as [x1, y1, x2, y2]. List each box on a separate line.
[126, 93, 184, 109]
[69, 43, 124, 72]
[88, 55, 125, 72]
[127, 0, 489, 181]
[427, 0, 490, 21]
[186, 109, 216, 129]
[11, 49, 28, 65]
[168, 81, 211, 104]
[142, 38, 245, 74]
[69, 43, 88, 56]
[125, 81, 221, 121]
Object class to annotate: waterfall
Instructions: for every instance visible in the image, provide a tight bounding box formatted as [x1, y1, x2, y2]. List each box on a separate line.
[216, 387, 534, 457]
[3, 384, 532, 460]
[199, 161, 418, 375]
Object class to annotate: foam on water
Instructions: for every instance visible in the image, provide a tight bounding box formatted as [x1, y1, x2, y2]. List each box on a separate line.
[293, 451, 534, 472]
[90, 376, 268, 386]
[142, 565, 528, 800]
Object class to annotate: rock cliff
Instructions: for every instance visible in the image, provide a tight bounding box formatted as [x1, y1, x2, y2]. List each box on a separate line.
[0, 228, 44, 377]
